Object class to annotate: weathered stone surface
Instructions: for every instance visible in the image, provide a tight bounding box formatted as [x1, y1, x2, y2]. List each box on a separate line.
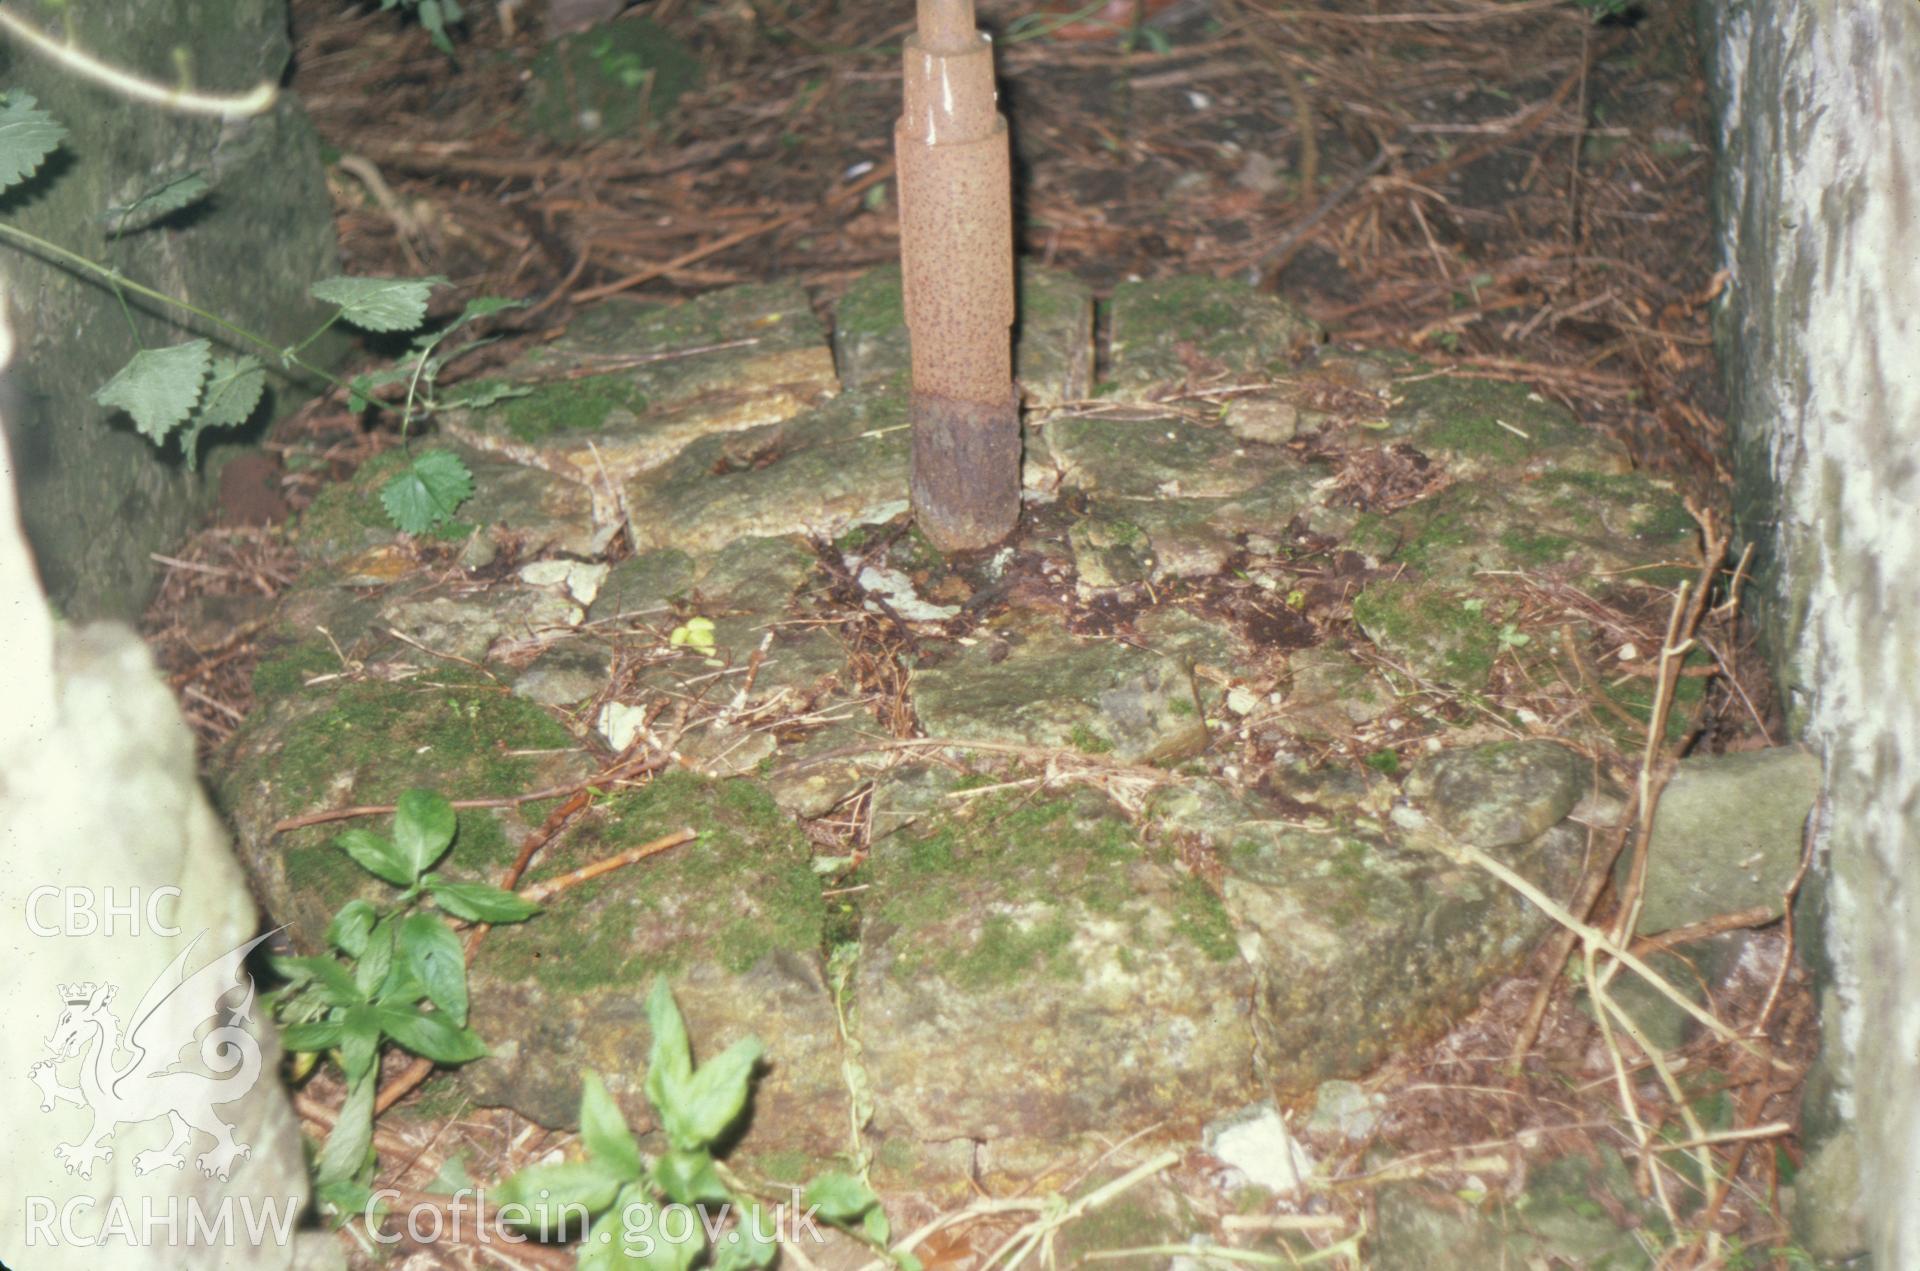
[626, 388, 909, 551]
[858, 794, 1256, 1160]
[1106, 275, 1318, 396]
[1373, 1147, 1656, 1271]
[1633, 746, 1818, 934]
[913, 618, 1208, 764]
[296, 443, 598, 563]
[1384, 374, 1629, 480]
[590, 548, 697, 621]
[1043, 412, 1287, 499]
[445, 282, 837, 484]
[1352, 580, 1505, 690]
[1405, 740, 1591, 848]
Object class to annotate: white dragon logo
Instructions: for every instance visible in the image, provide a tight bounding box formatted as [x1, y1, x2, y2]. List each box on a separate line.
[27, 931, 275, 1181]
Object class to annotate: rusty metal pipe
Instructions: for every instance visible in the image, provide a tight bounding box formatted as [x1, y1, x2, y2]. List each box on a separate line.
[897, 0, 1020, 551]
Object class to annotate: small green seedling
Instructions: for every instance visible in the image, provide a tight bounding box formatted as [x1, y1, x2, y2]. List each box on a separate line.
[271, 790, 538, 1211]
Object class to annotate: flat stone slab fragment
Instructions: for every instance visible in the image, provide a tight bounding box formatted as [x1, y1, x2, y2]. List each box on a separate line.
[1106, 275, 1319, 396]
[858, 790, 1258, 1165]
[443, 282, 838, 484]
[913, 617, 1209, 765]
[624, 386, 911, 551]
[295, 442, 599, 564]
[832, 262, 1094, 406]
[1042, 410, 1294, 499]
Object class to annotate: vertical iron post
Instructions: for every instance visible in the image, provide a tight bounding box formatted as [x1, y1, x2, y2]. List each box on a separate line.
[896, 0, 1021, 551]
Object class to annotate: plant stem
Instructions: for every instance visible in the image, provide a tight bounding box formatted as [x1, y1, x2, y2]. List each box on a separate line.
[0, 219, 355, 397]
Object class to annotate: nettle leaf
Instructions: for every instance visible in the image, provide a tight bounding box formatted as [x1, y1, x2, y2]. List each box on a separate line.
[401, 912, 469, 1027]
[427, 878, 539, 924]
[103, 170, 211, 234]
[393, 788, 457, 875]
[0, 93, 66, 191]
[94, 339, 210, 444]
[579, 1072, 643, 1180]
[310, 275, 445, 333]
[335, 828, 413, 887]
[179, 354, 268, 471]
[454, 295, 524, 326]
[381, 450, 474, 534]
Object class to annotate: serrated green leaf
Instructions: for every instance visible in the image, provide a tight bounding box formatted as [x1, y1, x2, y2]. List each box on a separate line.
[394, 788, 457, 874]
[179, 354, 267, 471]
[326, 900, 379, 957]
[103, 170, 211, 234]
[401, 912, 469, 1026]
[335, 828, 412, 887]
[310, 275, 445, 333]
[0, 94, 66, 192]
[315, 1072, 377, 1185]
[427, 878, 539, 924]
[803, 1173, 879, 1223]
[95, 340, 210, 443]
[381, 450, 474, 533]
[455, 296, 526, 325]
[376, 1004, 487, 1064]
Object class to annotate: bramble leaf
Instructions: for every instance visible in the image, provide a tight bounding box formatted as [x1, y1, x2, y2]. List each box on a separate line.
[0, 94, 66, 191]
[94, 340, 210, 443]
[380, 450, 474, 533]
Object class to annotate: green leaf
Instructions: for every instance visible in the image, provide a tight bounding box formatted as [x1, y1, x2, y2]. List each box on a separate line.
[427, 878, 539, 923]
[667, 1036, 762, 1151]
[651, 1149, 727, 1206]
[376, 1004, 487, 1064]
[335, 828, 412, 887]
[454, 296, 526, 325]
[426, 1152, 474, 1195]
[340, 1004, 384, 1086]
[863, 1206, 891, 1246]
[326, 900, 379, 958]
[315, 1072, 376, 1185]
[643, 976, 694, 1118]
[94, 340, 210, 444]
[278, 1018, 345, 1052]
[309, 275, 445, 333]
[381, 450, 474, 534]
[803, 1173, 879, 1224]
[592, 1190, 703, 1271]
[393, 788, 458, 874]
[102, 170, 211, 234]
[179, 354, 267, 469]
[353, 918, 396, 999]
[497, 1160, 626, 1233]
[0, 94, 66, 191]
[714, 1203, 780, 1271]
[271, 954, 362, 1006]
[579, 1071, 643, 1179]
[401, 912, 469, 1026]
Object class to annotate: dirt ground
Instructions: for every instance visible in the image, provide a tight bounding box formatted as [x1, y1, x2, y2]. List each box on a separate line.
[137, 1, 1823, 1266]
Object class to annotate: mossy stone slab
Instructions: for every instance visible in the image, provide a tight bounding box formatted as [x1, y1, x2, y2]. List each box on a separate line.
[831, 262, 1094, 407]
[857, 793, 1255, 1160]
[294, 442, 598, 565]
[913, 617, 1209, 765]
[444, 283, 837, 483]
[1042, 412, 1291, 499]
[625, 386, 910, 551]
[462, 774, 842, 1159]
[1106, 276, 1319, 397]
